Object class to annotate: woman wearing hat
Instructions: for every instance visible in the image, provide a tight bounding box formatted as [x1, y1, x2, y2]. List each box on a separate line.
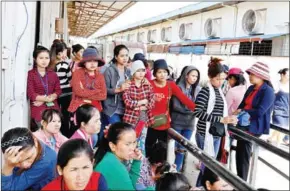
[233, 61, 275, 181]
[123, 60, 155, 155]
[68, 48, 107, 137]
[145, 59, 196, 158]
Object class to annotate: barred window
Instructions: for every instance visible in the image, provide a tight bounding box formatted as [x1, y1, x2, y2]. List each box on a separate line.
[239, 40, 272, 56]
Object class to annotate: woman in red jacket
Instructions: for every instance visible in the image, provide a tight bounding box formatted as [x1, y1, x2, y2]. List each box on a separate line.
[145, 59, 196, 158]
[27, 46, 61, 131]
[42, 139, 107, 191]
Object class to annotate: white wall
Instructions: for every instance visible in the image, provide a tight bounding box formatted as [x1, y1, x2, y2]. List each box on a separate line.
[1, 2, 37, 133]
[103, 2, 289, 43]
[39, 2, 61, 48]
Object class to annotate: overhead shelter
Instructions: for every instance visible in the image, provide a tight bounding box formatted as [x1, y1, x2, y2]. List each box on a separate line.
[67, 1, 135, 37]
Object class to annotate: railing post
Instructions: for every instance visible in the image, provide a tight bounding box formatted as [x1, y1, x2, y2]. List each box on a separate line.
[249, 143, 259, 187]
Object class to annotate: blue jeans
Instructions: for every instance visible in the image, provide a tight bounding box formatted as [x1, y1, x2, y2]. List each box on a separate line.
[107, 113, 123, 124]
[195, 132, 221, 158]
[174, 128, 193, 171]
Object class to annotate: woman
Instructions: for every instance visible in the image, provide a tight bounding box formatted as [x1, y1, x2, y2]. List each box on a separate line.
[94, 122, 149, 190]
[155, 172, 192, 191]
[200, 167, 231, 191]
[50, 42, 73, 138]
[170, 65, 201, 172]
[27, 46, 61, 131]
[70, 44, 85, 72]
[103, 45, 131, 124]
[68, 48, 107, 137]
[233, 61, 275, 181]
[268, 68, 289, 145]
[42, 139, 107, 190]
[70, 104, 101, 148]
[123, 60, 155, 155]
[33, 109, 68, 153]
[1, 127, 57, 190]
[226, 68, 247, 115]
[145, 59, 196, 158]
[133, 53, 152, 80]
[193, 57, 236, 158]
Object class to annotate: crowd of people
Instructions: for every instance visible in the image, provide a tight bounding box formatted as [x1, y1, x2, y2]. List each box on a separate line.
[1, 39, 288, 191]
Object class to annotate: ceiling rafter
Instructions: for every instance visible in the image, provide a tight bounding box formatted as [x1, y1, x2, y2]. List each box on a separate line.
[67, 1, 136, 37]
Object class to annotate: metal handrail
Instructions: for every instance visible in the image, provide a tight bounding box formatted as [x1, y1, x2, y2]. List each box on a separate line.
[227, 125, 290, 160]
[167, 128, 255, 191]
[270, 123, 290, 135]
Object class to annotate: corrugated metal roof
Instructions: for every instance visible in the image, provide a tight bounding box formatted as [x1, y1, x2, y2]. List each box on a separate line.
[67, 1, 135, 37]
[98, 2, 241, 37]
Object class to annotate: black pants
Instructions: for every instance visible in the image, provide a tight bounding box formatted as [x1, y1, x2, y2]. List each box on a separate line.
[58, 95, 73, 138]
[145, 128, 168, 158]
[236, 139, 253, 181]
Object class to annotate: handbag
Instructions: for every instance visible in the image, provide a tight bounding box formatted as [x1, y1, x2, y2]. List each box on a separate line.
[209, 122, 225, 137]
[151, 83, 172, 128]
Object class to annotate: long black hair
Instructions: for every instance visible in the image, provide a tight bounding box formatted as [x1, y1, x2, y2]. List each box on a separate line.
[156, 172, 191, 191]
[227, 74, 246, 87]
[94, 122, 134, 166]
[201, 167, 220, 191]
[57, 139, 94, 169]
[111, 44, 129, 64]
[75, 104, 98, 129]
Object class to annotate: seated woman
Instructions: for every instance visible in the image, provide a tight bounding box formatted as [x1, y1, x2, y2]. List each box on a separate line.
[33, 109, 68, 153]
[70, 104, 101, 148]
[42, 139, 107, 191]
[1, 127, 57, 190]
[135, 141, 171, 190]
[155, 172, 192, 191]
[94, 122, 150, 190]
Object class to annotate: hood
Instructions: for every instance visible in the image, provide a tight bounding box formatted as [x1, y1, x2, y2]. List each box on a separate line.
[177, 66, 201, 88]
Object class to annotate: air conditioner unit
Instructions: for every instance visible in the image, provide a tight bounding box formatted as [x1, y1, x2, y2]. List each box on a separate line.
[137, 32, 145, 42]
[179, 23, 193, 40]
[148, 30, 157, 43]
[161, 27, 172, 42]
[204, 18, 221, 38]
[242, 9, 267, 35]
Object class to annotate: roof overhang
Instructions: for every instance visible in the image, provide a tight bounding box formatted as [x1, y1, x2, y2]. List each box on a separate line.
[67, 1, 136, 38]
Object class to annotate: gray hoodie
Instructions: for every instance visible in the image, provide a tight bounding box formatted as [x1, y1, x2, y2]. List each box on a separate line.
[170, 66, 201, 129]
[102, 63, 131, 117]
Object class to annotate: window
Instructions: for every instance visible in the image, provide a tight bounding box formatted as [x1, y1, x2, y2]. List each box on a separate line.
[239, 40, 272, 56]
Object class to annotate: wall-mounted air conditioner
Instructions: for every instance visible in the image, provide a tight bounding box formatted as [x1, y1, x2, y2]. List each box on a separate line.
[242, 9, 267, 35]
[147, 29, 157, 43]
[179, 23, 193, 40]
[161, 27, 172, 42]
[204, 18, 221, 38]
[137, 32, 145, 43]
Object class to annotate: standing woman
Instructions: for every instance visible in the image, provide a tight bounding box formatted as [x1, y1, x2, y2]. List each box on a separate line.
[233, 62, 275, 181]
[42, 139, 107, 191]
[68, 48, 107, 137]
[70, 44, 85, 72]
[171, 65, 201, 172]
[1, 127, 57, 190]
[268, 68, 289, 145]
[27, 46, 61, 130]
[103, 45, 131, 124]
[145, 59, 196, 158]
[193, 57, 236, 158]
[50, 42, 73, 138]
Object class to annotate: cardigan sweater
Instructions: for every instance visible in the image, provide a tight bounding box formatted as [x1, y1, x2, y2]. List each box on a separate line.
[238, 83, 275, 135]
[94, 152, 153, 190]
[68, 68, 107, 113]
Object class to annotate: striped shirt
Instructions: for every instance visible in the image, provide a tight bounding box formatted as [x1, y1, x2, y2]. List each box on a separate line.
[55, 61, 72, 96]
[193, 87, 224, 136]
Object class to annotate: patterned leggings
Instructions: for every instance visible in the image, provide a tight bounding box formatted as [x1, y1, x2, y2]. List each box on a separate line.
[137, 127, 148, 156]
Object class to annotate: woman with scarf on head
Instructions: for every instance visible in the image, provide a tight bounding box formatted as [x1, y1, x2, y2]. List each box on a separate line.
[170, 65, 201, 172]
